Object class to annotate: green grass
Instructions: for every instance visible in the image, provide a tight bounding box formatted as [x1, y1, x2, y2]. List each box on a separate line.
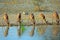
[20, 23, 26, 33]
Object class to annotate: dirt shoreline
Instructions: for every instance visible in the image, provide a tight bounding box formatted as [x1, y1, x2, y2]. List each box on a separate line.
[0, 23, 60, 27]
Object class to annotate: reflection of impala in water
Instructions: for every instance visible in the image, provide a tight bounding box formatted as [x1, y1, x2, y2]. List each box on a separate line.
[29, 13, 35, 36]
[39, 13, 47, 24]
[52, 11, 59, 24]
[3, 13, 10, 37]
[38, 13, 48, 35]
[52, 25, 59, 36]
[17, 13, 22, 36]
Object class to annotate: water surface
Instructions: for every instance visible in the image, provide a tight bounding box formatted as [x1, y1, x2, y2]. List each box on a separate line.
[0, 25, 60, 40]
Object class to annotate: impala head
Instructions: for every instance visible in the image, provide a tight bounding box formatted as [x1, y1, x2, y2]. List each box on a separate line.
[39, 13, 48, 24]
[3, 12, 10, 26]
[53, 11, 58, 15]
[30, 13, 34, 16]
[52, 11, 59, 19]
[17, 13, 21, 18]
[29, 13, 35, 24]
[29, 13, 34, 20]
[17, 13, 21, 16]
[39, 13, 45, 19]
[52, 11, 59, 24]
[17, 13, 21, 22]
[3, 12, 8, 20]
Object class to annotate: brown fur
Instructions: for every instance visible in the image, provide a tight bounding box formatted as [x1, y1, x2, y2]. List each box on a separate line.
[29, 13, 35, 24]
[52, 11, 59, 24]
[17, 13, 21, 23]
[39, 13, 47, 24]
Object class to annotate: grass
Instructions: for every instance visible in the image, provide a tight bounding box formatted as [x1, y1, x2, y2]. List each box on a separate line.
[20, 22, 26, 33]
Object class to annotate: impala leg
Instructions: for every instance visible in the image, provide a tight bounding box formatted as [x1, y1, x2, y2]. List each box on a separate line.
[4, 21, 9, 37]
[43, 19, 47, 24]
[18, 21, 22, 36]
[56, 19, 59, 24]
[30, 21, 35, 36]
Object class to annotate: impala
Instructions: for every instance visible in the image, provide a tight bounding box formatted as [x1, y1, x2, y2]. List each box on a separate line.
[17, 13, 22, 36]
[52, 11, 59, 24]
[3, 13, 9, 37]
[39, 13, 47, 24]
[29, 13, 35, 36]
